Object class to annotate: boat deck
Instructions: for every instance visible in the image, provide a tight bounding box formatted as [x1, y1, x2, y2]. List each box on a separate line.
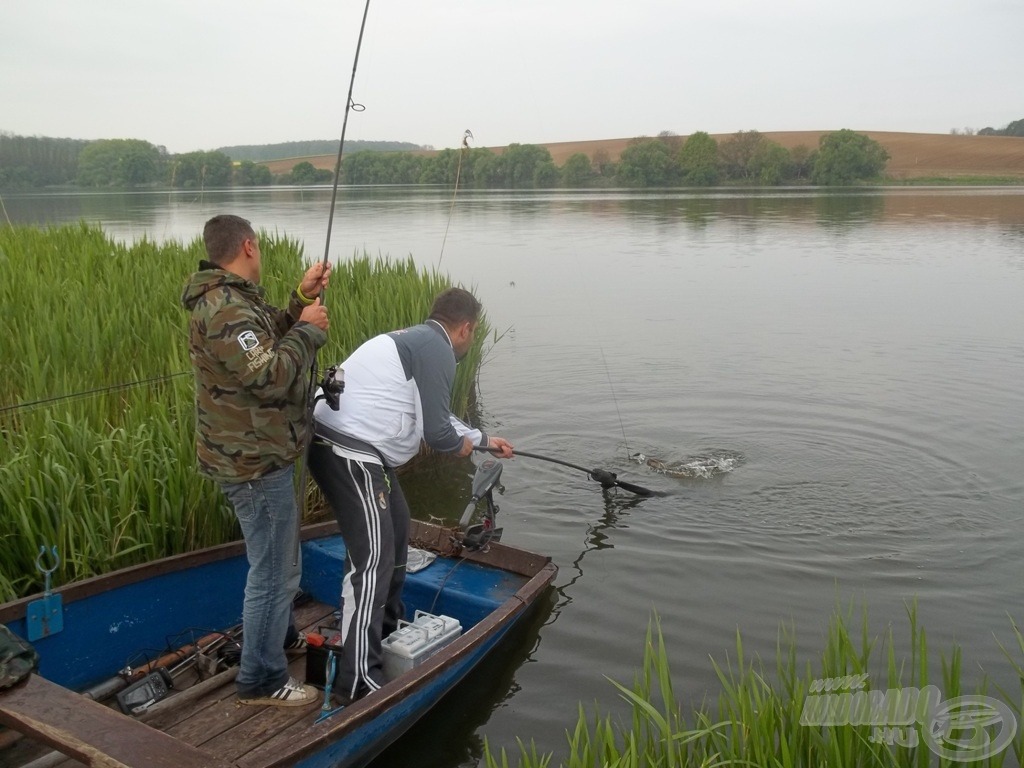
[2, 597, 336, 768]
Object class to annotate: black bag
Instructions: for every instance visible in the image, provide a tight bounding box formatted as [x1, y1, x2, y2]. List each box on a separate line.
[0, 625, 39, 689]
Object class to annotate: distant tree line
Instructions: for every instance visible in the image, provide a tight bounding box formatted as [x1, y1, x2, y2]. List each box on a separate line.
[2, 129, 895, 190]
[977, 118, 1024, 137]
[336, 129, 889, 188]
[216, 139, 424, 162]
[0, 134, 253, 189]
[340, 142, 565, 187]
[0, 134, 89, 188]
[0, 135, 411, 190]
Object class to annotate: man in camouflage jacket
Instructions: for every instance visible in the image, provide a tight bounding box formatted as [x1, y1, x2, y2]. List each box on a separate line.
[181, 214, 329, 707]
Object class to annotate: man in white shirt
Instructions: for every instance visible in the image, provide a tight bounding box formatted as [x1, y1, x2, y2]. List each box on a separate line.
[310, 287, 513, 702]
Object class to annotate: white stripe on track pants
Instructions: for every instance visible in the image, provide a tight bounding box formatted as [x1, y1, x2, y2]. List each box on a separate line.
[309, 441, 409, 700]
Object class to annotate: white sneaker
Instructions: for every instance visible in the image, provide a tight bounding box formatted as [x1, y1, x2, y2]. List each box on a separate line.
[239, 677, 320, 707]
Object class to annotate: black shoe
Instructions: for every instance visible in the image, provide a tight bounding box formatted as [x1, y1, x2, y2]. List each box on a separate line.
[284, 631, 307, 655]
[331, 683, 372, 707]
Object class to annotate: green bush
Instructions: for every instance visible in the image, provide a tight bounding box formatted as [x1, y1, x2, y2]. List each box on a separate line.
[812, 130, 890, 186]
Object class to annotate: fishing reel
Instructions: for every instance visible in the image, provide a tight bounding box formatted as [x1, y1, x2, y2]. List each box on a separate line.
[458, 458, 504, 551]
[317, 365, 345, 411]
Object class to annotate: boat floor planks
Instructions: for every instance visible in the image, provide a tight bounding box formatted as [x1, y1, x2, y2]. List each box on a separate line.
[4, 599, 336, 768]
[139, 667, 240, 730]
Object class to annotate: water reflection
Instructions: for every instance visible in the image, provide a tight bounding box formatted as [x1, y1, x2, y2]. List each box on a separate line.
[814, 191, 886, 227]
[1003, 226, 1024, 267]
[548, 490, 645, 615]
[398, 454, 476, 527]
[6, 187, 1024, 243]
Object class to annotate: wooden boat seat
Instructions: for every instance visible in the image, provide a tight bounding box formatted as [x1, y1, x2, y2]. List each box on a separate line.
[0, 673, 236, 768]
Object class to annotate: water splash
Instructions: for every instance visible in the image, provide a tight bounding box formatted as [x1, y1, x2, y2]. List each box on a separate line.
[630, 449, 745, 479]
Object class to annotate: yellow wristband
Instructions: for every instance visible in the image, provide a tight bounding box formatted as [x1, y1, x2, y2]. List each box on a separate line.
[296, 284, 316, 305]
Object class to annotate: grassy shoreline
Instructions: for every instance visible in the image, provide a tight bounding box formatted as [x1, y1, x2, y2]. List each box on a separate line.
[486, 605, 1024, 767]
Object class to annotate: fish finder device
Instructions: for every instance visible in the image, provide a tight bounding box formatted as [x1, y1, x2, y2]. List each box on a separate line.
[115, 668, 173, 715]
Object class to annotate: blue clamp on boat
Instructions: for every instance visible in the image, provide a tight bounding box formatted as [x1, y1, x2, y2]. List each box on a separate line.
[316, 649, 345, 723]
[26, 546, 63, 642]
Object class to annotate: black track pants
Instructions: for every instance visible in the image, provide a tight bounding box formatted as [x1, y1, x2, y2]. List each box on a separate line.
[308, 441, 409, 699]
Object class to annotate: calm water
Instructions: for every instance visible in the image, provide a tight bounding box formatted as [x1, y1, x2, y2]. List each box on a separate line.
[6, 186, 1024, 765]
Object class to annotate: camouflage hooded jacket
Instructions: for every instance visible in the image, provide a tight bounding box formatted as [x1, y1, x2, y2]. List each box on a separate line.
[181, 263, 327, 484]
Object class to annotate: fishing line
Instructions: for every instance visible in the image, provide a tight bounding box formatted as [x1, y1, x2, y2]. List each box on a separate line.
[572, 246, 634, 461]
[597, 341, 631, 459]
[428, 556, 469, 615]
[569, 234, 632, 458]
[0, 192, 12, 226]
[0, 372, 190, 415]
[320, 0, 371, 273]
[437, 129, 473, 268]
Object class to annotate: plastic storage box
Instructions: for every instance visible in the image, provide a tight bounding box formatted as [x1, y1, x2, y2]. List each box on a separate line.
[382, 610, 462, 681]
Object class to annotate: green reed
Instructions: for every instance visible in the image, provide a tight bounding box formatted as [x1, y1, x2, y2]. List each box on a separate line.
[486, 603, 1023, 768]
[0, 223, 487, 600]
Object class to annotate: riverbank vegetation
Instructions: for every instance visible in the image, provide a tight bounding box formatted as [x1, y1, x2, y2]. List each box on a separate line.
[5, 122, 1022, 191]
[0, 130, 886, 189]
[486, 606, 1024, 767]
[0, 223, 486, 601]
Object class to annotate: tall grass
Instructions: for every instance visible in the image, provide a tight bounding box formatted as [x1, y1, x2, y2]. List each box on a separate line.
[0, 223, 487, 600]
[486, 604, 1024, 767]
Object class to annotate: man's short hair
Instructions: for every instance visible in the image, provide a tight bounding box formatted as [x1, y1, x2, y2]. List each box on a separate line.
[203, 214, 255, 265]
[428, 287, 482, 327]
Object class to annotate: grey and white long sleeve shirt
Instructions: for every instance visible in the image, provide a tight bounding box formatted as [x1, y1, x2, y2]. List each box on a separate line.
[313, 320, 486, 467]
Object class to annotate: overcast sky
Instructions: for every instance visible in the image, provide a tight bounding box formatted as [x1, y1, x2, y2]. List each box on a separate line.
[3, 0, 1021, 154]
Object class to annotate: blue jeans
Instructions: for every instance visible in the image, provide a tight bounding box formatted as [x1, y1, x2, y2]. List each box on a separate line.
[220, 465, 301, 697]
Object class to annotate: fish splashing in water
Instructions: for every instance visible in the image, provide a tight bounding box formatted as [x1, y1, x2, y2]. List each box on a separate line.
[630, 450, 745, 479]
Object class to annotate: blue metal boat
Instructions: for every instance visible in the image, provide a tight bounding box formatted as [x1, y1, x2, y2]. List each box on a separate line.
[0, 518, 556, 768]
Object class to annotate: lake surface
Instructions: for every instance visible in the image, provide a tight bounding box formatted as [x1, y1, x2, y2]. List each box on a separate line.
[6, 186, 1024, 765]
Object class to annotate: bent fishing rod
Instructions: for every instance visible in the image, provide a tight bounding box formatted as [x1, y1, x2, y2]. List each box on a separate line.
[306, 0, 373, 406]
[474, 445, 659, 497]
[295, 0, 372, 563]
[308, 0, 372, 394]
[320, 0, 371, 275]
